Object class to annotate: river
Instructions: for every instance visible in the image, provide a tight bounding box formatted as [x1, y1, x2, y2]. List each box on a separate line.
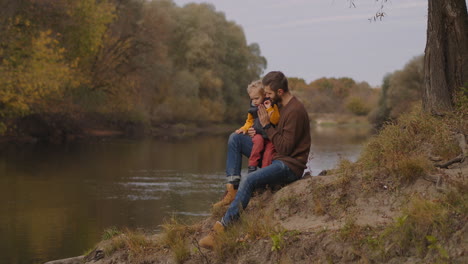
[0, 125, 372, 264]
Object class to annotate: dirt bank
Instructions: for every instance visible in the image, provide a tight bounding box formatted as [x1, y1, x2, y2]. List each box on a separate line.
[46, 159, 465, 264]
[45, 109, 468, 263]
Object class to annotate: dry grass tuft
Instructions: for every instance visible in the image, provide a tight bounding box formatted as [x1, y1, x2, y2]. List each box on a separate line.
[210, 202, 227, 219]
[103, 228, 155, 259]
[311, 169, 355, 218]
[160, 216, 198, 263]
[378, 196, 450, 260]
[372, 186, 468, 263]
[393, 155, 433, 184]
[212, 197, 281, 260]
[358, 106, 460, 186]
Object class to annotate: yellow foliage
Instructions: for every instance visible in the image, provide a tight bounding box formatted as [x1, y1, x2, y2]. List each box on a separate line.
[65, 0, 116, 66]
[0, 29, 79, 119]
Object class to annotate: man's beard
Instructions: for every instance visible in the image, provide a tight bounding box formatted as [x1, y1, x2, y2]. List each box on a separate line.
[271, 91, 282, 104]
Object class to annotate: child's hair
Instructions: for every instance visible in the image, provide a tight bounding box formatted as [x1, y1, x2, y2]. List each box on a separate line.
[246, 80, 264, 95]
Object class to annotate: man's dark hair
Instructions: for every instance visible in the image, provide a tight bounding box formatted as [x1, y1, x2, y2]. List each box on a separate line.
[262, 71, 289, 92]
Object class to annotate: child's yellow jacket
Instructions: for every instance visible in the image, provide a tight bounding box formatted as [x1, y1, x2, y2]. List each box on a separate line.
[238, 104, 280, 132]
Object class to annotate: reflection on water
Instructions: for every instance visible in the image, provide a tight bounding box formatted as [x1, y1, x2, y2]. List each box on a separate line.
[0, 125, 372, 264]
[307, 125, 372, 175]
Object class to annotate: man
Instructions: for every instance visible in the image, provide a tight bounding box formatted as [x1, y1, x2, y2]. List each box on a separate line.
[200, 71, 311, 249]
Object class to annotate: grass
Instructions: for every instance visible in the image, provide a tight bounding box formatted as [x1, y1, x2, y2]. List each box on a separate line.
[160, 216, 198, 263]
[360, 107, 459, 173]
[82, 247, 95, 257]
[338, 217, 361, 242]
[330, 186, 466, 263]
[377, 196, 452, 261]
[338, 184, 467, 263]
[210, 201, 227, 219]
[102, 228, 155, 259]
[155, 195, 282, 262]
[102, 226, 121, 240]
[270, 230, 286, 251]
[393, 155, 433, 184]
[320, 106, 462, 190]
[311, 165, 355, 218]
[211, 198, 287, 260]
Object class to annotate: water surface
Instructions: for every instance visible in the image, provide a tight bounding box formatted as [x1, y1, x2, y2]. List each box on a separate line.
[0, 125, 371, 263]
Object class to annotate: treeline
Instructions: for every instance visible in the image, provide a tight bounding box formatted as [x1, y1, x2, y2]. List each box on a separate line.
[287, 55, 424, 128]
[0, 0, 266, 136]
[290, 77, 379, 117]
[369, 55, 424, 128]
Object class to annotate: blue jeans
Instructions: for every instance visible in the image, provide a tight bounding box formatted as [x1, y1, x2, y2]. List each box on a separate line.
[221, 159, 298, 226]
[225, 132, 253, 182]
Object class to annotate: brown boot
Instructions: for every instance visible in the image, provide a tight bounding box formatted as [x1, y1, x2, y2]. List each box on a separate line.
[212, 184, 237, 209]
[199, 221, 225, 249]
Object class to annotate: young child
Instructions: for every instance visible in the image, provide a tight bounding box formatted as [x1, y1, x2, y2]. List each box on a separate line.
[235, 80, 280, 173]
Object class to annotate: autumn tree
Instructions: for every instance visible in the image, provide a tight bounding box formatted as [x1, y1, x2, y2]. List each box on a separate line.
[368, 55, 425, 127]
[300, 77, 378, 115]
[0, 0, 267, 137]
[0, 7, 80, 133]
[387, 55, 424, 118]
[154, 2, 266, 123]
[288, 78, 308, 92]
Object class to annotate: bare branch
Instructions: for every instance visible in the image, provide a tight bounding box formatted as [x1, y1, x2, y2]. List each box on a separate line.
[349, 0, 388, 22]
[435, 155, 464, 168]
[192, 238, 211, 264]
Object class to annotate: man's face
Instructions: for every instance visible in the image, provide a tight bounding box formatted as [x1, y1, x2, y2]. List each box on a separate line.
[265, 85, 281, 104]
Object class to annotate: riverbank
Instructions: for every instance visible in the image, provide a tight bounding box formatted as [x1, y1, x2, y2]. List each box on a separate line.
[46, 108, 467, 263]
[48, 159, 467, 264]
[310, 113, 370, 127]
[0, 117, 238, 145]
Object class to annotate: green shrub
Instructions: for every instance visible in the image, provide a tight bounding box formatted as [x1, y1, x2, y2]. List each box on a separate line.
[346, 97, 371, 116]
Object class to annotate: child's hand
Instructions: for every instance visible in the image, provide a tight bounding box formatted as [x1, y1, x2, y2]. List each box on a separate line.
[247, 127, 256, 138]
[263, 99, 272, 109]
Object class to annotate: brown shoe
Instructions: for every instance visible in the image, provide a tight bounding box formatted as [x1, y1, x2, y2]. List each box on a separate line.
[199, 221, 225, 249]
[212, 184, 237, 209]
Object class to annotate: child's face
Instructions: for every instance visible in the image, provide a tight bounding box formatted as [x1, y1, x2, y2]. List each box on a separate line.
[249, 90, 264, 106]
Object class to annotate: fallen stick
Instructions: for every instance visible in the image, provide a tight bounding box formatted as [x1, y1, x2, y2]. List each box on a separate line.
[435, 154, 464, 169]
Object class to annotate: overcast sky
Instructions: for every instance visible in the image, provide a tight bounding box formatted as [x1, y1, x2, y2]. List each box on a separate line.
[172, 0, 428, 87]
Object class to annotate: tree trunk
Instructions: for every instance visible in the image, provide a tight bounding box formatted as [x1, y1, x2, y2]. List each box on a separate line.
[423, 0, 468, 114]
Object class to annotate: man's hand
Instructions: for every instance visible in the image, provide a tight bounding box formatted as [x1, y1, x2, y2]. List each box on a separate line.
[247, 127, 256, 138]
[235, 129, 246, 134]
[257, 104, 270, 127]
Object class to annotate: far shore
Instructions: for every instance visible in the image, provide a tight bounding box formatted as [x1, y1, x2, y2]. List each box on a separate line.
[0, 113, 372, 145]
[310, 113, 370, 127]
